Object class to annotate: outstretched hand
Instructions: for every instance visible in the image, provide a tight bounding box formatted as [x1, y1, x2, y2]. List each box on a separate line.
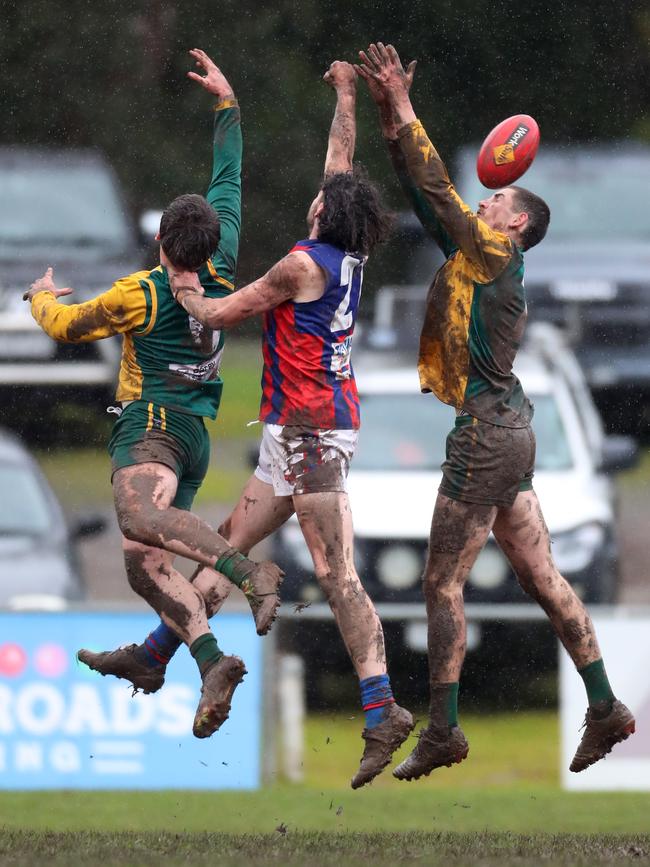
[23, 267, 73, 302]
[355, 42, 416, 105]
[187, 48, 234, 101]
[323, 60, 357, 92]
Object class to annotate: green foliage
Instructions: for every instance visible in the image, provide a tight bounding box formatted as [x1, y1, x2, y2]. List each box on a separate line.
[4, 1, 650, 290]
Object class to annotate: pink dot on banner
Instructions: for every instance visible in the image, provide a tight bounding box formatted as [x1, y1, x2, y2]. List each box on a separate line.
[0, 643, 27, 677]
[34, 643, 68, 678]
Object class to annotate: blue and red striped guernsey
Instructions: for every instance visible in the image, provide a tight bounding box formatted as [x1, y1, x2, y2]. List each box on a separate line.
[259, 238, 366, 430]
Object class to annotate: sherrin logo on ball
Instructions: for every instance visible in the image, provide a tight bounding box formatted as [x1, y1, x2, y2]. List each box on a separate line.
[477, 114, 540, 188]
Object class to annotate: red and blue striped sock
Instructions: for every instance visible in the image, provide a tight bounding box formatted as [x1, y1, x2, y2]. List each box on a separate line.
[360, 674, 395, 729]
[142, 622, 182, 667]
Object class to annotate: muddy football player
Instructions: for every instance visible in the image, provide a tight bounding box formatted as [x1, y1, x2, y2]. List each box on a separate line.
[26, 50, 283, 740]
[81, 60, 414, 789]
[356, 42, 635, 779]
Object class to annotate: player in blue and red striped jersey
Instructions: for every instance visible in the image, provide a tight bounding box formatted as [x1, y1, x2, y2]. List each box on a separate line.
[82, 60, 414, 788]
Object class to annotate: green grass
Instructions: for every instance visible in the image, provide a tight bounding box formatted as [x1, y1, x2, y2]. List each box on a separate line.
[1, 713, 649, 837]
[2, 712, 650, 864]
[0, 831, 649, 867]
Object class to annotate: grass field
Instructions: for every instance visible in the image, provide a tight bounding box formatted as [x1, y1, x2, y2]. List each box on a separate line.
[2, 713, 650, 864]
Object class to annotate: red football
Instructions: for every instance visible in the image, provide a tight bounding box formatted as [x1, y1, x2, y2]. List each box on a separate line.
[476, 114, 540, 189]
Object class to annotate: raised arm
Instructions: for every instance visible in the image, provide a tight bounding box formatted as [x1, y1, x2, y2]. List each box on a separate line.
[322, 61, 357, 177]
[170, 252, 324, 330]
[359, 43, 511, 279]
[356, 49, 455, 256]
[188, 48, 242, 282]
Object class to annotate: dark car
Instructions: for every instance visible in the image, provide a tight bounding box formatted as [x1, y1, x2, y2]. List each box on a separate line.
[0, 428, 105, 608]
[367, 143, 650, 435]
[0, 146, 145, 406]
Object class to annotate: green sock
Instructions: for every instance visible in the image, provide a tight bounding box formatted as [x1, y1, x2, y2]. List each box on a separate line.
[578, 658, 615, 707]
[214, 548, 255, 588]
[190, 633, 223, 677]
[429, 682, 459, 729]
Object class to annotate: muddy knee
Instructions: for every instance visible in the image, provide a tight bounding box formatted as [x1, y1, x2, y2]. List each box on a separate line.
[116, 502, 161, 547]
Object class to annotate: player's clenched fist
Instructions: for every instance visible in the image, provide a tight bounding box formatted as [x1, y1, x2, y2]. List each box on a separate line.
[323, 60, 357, 92]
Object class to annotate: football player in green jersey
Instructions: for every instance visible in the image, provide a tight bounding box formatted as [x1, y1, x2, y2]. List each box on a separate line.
[25, 49, 283, 739]
[356, 42, 634, 778]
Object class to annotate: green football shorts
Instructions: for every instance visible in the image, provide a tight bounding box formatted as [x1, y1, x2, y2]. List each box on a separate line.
[108, 400, 211, 511]
[439, 415, 535, 508]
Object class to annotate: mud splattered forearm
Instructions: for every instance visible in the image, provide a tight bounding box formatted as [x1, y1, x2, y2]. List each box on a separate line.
[324, 88, 356, 177]
[179, 255, 304, 328]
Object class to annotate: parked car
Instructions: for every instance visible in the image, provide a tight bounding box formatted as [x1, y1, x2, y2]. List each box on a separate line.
[0, 146, 146, 405]
[272, 326, 638, 624]
[377, 143, 650, 434]
[0, 428, 105, 609]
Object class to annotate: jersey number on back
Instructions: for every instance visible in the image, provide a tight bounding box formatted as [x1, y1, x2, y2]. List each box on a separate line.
[330, 255, 363, 333]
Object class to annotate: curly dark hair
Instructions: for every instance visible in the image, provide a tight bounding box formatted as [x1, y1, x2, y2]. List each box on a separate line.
[318, 166, 393, 255]
[159, 193, 221, 270]
[509, 185, 550, 251]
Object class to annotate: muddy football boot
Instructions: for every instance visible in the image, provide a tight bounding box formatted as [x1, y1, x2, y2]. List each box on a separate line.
[193, 655, 247, 739]
[393, 724, 469, 781]
[240, 560, 284, 636]
[77, 644, 166, 694]
[350, 704, 415, 789]
[570, 699, 635, 772]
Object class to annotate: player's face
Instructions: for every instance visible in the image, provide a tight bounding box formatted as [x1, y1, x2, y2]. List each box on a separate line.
[307, 190, 324, 230]
[477, 188, 522, 233]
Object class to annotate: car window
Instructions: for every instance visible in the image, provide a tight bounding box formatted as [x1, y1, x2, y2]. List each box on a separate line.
[457, 153, 650, 242]
[0, 163, 130, 253]
[356, 392, 573, 471]
[0, 462, 54, 535]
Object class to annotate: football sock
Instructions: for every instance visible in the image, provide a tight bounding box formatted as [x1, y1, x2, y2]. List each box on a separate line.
[190, 633, 224, 677]
[429, 682, 459, 729]
[359, 674, 395, 729]
[141, 622, 182, 667]
[214, 548, 256, 588]
[578, 658, 615, 708]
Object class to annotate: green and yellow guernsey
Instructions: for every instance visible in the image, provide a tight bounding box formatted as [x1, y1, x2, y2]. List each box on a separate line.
[31, 99, 241, 421]
[389, 119, 533, 428]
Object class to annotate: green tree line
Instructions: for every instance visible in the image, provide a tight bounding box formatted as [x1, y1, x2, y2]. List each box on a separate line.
[3, 0, 650, 285]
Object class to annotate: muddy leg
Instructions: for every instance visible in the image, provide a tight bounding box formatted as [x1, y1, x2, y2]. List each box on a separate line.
[192, 474, 294, 616]
[294, 491, 386, 679]
[113, 462, 239, 567]
[493, 489, 601, 668]
[123, 540, 210, 645]
[424, 494, 496, 718]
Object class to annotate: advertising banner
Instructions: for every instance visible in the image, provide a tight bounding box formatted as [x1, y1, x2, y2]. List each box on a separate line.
[560, 617, 650, 790]
[0, 611, 263, 789]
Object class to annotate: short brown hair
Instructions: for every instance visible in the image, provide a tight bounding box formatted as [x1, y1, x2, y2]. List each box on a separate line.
[509, 186, 550, 251]
[159, 194, 220, 270]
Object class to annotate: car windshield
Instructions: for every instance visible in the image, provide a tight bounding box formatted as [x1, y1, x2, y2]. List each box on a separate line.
[355, 393, 573, 471]
[0, 462, 53, 535]
[0, 161, 131, 253]
[458, 153, 650, 242]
